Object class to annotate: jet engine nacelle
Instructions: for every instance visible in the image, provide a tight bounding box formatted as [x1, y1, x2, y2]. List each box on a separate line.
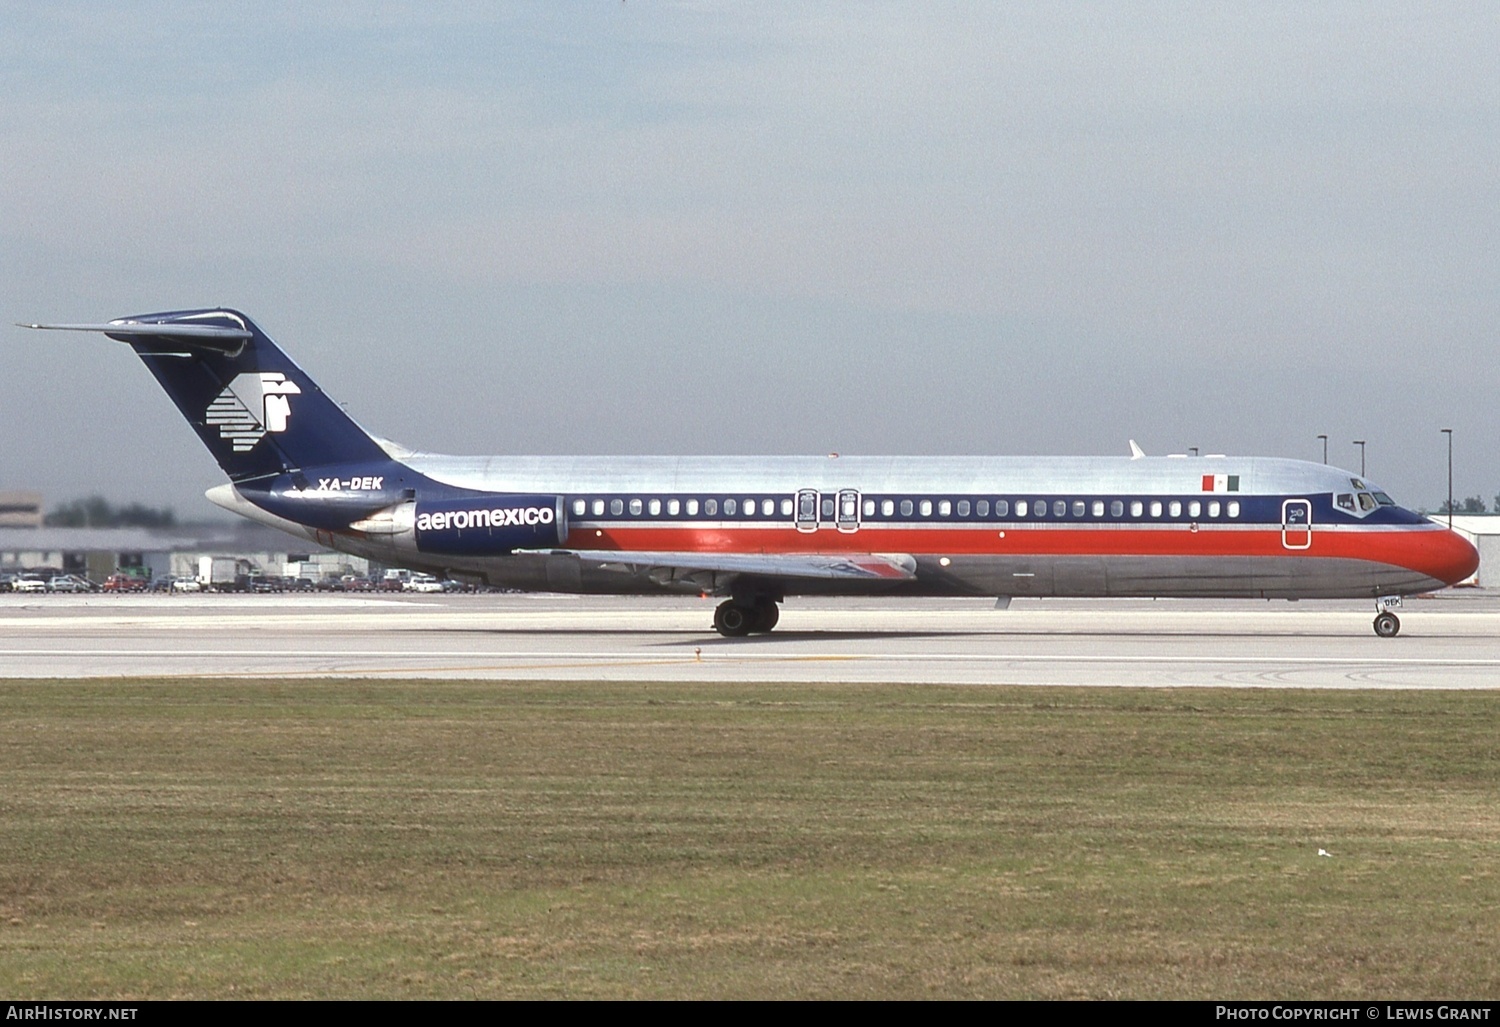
[413, 494, 567, 555]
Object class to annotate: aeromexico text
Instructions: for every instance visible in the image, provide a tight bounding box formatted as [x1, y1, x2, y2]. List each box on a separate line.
[416, 504, 555, 531]
[412, 495, 567, 555]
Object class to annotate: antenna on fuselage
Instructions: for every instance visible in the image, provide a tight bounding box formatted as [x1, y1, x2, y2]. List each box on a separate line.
[1128, 439, 1146, 459]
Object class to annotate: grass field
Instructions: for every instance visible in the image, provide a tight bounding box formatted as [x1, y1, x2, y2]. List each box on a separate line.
[1, 679, 1497, 999]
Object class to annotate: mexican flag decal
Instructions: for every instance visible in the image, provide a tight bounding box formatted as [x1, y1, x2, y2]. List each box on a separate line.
[1202, 474, 1240, 493]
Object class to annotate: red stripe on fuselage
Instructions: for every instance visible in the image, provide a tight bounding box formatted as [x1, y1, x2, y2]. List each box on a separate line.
[573, 524, 1478, 585]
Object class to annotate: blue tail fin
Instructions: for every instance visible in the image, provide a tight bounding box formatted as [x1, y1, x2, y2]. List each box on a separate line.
[99, 308, 388, 484]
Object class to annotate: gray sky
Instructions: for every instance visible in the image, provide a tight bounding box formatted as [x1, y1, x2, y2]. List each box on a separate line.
[3, 2, 1497, 518]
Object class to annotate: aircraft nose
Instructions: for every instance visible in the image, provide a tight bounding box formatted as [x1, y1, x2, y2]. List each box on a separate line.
[1410, 526, 1479, 586]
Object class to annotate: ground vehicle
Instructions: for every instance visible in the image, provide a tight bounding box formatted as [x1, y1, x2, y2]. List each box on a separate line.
[404, 573, 443, 593]
[30, 308, 1480, 637]
[47, 575, 93, 593]
[103, 573, 148, 592]
[13, 574, 48, 593]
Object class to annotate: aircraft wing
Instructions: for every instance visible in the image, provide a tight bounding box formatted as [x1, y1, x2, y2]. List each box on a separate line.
[554, 550, 918, 583]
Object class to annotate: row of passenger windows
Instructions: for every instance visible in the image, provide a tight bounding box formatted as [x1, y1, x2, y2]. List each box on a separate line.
[569, 496, 1243, 520]
[576, 497, 788, 518]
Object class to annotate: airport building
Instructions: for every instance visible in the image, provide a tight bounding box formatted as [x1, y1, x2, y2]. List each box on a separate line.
[0, 516, 369, 584]
[1437, 514, 1500, 587]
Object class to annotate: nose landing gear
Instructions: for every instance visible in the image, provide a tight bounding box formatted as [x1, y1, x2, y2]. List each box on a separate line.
[1373, 595, 1402, 638]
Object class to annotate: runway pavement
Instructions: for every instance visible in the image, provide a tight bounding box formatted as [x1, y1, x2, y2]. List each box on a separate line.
[4, 590, 1500, 687]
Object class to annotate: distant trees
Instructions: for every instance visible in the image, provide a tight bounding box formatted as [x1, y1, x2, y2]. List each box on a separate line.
[44, 496, 177, 529]
[1439, 496, 1491, 515]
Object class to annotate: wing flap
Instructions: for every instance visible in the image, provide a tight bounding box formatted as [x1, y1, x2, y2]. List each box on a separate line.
[552, 550, 918, 581]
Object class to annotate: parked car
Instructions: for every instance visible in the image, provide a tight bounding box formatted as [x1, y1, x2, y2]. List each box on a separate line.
[103, 573, 148, 592]
[404, 573, 443, 593]
[170, 576, 203, 593]
[12, 574, 48, 593]
[47, 575, 93, 593]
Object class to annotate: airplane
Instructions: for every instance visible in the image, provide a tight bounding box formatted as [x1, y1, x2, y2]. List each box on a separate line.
[23, 308, 1478, 638]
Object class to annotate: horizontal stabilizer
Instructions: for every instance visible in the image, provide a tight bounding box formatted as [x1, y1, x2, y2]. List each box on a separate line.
[20, 320, 253, 356]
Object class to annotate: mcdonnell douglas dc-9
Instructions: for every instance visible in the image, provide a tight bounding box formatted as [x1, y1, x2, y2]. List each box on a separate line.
[25, 309, 1478, 637]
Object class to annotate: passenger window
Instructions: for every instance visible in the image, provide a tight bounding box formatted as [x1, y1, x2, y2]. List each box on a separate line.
[1131, 501, 1143, 517]
[1110, 500, 1123, 517]
[610, 499, 624, 516]
[1053, 500, 1066, 517]
[1034, 501, 1047, 518]
[725, 499, 738, 515]
[1072, 500, 1085, 517]
[920, 500, 933, 516]
[1092, 500, 1104, 517]
[822, 498, 835, 518]
[743, 499, 754, 517]
[572, 499, 586, 516]
[977, 500, 991, 517]
[668, 498, 680, 515]
[648, 498, 661, 516]
[629, 498, 643, 516]
[900, 499, 914, 517]
[764, 499, 775, 517]
[782, 498, 794, 517]
[1150, 501, 1162, 517]
[1208, 501, 1220, 517]
[1169, 501, 1182, 517]
[592, 499, 605, 516]
[957, 500, 971, 517]
[938, 500, 951, 516]
[704, 498, 718, 515]
[882, 499, 895, 517]
[686, 499, 699, 516]
[1188, 501, 1200, 518]
[1015, 500, 1027, 517]
[863, 499, 875, 517]
[994, 500, 1008, 517]
[1227, 501, 1240, 517]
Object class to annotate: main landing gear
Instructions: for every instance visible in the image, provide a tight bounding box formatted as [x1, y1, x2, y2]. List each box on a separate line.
[1373, 595, 1402, 638]
[713, 597, 780, 637]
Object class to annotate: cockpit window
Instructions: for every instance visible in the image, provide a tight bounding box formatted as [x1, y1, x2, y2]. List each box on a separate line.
[1351, 478, 1366, 490]
[1357, 493, 1376, 512]
[1373, 491, 1395, 507]
[1336, 494, 1355, 511]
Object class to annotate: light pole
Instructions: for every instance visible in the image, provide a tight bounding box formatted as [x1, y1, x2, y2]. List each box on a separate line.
[1353, 440, 1366, 478]
[1317, 434, 1328, 464]
[1442, 428, 1453, 528]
